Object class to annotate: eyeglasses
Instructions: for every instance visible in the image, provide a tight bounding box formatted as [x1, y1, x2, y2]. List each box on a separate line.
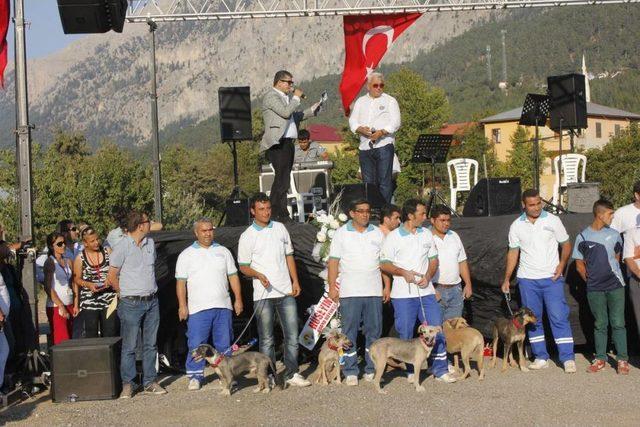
[372, 83, 384, 89]
[55, 241, 65, 247]
[355, 209, 371, 214]
[280, 79, 294, 85]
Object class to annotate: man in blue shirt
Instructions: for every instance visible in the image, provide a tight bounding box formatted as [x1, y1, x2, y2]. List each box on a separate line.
[573, 199, 629, 375]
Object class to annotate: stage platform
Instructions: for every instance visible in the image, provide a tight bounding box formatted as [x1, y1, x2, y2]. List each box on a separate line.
[151, 213, 635, 367]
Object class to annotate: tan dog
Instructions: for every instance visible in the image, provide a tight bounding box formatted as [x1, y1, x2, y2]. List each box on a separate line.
[310, 332, 352, 385]
[442, 317, 485, 380]
[369, 324, 440, 394]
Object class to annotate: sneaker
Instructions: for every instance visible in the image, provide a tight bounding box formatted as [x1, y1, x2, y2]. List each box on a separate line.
[406, 373, 415, 383]
[435, 373, 457, 383]
[586, 359, 605, 373]
[285, 373, 311, 387]
[188, 378, 201, 391]
[528, 359, 549, 370]
[448, 364, 456, 374]
[143, 381, 167, 395]
[617, 360, 630, 375]
[564, 360, 577, 374]
[119, 382, 136, 399]
[363, 373, 375, 382]
[345, 375, 358, 386]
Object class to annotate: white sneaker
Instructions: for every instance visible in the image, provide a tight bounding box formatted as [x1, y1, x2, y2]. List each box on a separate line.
[285, 373, 311, 387]
[564, 360, 577, 373]
[363, 373, 375, 382]
[448, 364, 456, 374]
[406, 373, 415, 383]
[188, 378, 201, 391]
[435, 373, 457, 383]
[345, 375, 358, 386]
[528, 359, 549, 370]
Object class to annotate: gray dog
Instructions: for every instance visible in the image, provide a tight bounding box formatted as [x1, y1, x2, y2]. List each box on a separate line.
[369, 324, 440, 394]
[191, 344, 277, 396]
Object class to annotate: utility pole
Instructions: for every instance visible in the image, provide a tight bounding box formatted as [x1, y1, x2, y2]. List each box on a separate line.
[501, 30, 508, 85]
[486, 45, 492, 83]
[148, 19, 163, 223]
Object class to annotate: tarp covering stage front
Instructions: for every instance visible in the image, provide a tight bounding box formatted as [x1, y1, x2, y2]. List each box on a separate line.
[152, 213, 635, 367]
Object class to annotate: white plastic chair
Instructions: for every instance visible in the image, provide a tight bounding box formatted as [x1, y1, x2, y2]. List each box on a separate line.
[267, 165, 313, 223]
[447, 158, 479, 211]
[552, 154, 587, 206]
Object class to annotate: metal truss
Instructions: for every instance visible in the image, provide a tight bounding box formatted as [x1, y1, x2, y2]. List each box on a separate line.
[126, 0, 639, 22]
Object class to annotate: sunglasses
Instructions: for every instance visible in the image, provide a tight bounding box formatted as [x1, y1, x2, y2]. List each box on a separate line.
[55, 241, 65, 247]
[280, 79, 294, 85]
[68, 227, 78, 232]
[372, 83, 384, 89]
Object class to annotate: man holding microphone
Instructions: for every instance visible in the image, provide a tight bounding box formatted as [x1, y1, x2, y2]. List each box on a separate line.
[261, 70, 320, 222]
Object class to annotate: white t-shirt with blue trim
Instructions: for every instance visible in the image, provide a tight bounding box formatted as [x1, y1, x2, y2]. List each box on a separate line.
[175, 242, 238, 314]
[508, 211, 570, 280]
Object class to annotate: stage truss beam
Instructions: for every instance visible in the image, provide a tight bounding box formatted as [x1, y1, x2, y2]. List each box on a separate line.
[126, 0, 639, 22]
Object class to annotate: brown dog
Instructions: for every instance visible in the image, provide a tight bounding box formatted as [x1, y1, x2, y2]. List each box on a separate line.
[442, 317, 485, 380]
[491, 308, 538, 372]
[310, 332, 352, 385]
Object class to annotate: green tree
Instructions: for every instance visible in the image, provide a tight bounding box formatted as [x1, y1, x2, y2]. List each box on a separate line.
[585, 123, 640, 207]
[502, 126, 543, 191]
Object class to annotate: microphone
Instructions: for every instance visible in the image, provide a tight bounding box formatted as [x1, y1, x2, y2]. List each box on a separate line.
[300, 93, 306, 99]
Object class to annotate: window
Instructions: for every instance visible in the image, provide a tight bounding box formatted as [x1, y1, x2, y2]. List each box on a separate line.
[615, 124, 621, 136]
[595, 122, 602, 138]
[491, 128, 501, 144]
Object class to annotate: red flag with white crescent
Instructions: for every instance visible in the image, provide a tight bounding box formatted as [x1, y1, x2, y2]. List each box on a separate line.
[339, 13, 422, 116]
[0, 0, 9, 88]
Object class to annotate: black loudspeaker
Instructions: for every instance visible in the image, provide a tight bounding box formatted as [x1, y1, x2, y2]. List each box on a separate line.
[463, 178, 522, 217]
[333, 184, 386, 214]
[219, 86, 252, 141]
[224, 198, 251, 226]
[567, 182, 600, 213]
[57, 0, 127, 34]
[547, 73, 588, 131]
[51, 337, 122, 402]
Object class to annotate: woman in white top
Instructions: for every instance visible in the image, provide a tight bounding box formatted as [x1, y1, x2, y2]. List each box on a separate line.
[44, 232, 75, 345]
[0, 272, 9, 390]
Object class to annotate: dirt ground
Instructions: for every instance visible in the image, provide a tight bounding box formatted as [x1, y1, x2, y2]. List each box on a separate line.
[1, 353, 640, 426]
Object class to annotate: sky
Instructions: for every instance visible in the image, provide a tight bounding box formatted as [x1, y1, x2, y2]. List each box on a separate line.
[7, 0, 85, 60]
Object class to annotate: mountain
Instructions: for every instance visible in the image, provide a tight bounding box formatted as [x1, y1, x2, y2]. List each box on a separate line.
[0, 8, 498, 148]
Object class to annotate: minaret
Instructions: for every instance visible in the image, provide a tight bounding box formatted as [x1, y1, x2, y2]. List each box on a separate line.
[582, 53, 591, 103]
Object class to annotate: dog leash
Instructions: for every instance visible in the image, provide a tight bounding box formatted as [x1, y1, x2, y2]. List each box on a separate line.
[504, 291, 515, 317]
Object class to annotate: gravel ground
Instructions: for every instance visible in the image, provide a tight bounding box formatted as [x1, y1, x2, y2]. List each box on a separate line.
[2, 354, 640, 426]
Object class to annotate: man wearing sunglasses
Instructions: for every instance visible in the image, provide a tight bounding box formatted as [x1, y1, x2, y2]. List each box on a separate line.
[261, 70, 321, 222]
[348, 72, 401, 204]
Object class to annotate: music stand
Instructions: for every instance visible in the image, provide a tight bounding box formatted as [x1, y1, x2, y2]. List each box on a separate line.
[412, 134, 458, 216]
[519, 93, 549, 192]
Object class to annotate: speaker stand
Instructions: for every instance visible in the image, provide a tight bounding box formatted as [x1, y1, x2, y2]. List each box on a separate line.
[425, 157, 458, 217]
[543, 117, 569, 214]
[217, 140, 248, 227]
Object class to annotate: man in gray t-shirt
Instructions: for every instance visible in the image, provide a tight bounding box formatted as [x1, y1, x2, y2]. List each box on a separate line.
[108, 210, 166, 398]
[293, 129, 328, 164]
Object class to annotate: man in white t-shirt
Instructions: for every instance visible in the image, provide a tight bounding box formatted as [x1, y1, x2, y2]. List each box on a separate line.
[328, 199, 385, 386]
[381, 199, 456, 384]
[238, 193, 310, 387]
[429, 204, 473, 321]
[176, 218, 243, 391]
[611, 181, 640, 234]
[502, 189, 576, 373]
[623, 219, 640, 339]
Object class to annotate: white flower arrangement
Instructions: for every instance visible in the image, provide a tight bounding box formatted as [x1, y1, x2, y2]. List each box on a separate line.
[311, 192, 347, 264]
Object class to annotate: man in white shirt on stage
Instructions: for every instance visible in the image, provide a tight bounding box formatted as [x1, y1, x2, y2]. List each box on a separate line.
[348, 72, 401, 204]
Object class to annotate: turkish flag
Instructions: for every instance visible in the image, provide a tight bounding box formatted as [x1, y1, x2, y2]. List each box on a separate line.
[339, 13, 421, 116]
[0, 0, 9, 89]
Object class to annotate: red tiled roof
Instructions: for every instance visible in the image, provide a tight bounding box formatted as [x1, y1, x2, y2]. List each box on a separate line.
[307, 124, 343, 142]
[439, 122, 475, 145]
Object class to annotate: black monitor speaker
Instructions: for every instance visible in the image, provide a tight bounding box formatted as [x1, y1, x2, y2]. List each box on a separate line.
[463, 178, 522, 217]
[219, 86, 252, 141]
[547, 73, 588, 131]
[57, 0, 128, 34]
[224, 198, 251, 227]
[333, 184, 386, 215]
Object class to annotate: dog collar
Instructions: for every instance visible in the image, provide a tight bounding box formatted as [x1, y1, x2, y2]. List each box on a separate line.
[211, 354, 224, 367]
[512, 317, 523, 329]
[328, 342, 340, 352]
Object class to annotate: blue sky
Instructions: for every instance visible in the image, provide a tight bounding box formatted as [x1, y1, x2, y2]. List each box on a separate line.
[7, 0, 85, 59]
